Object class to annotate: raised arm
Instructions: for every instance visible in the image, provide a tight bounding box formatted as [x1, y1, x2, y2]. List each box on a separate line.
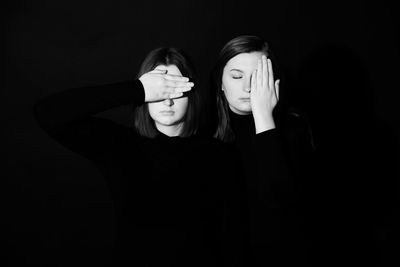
[33, 72, 193, 160]
[33, 80, 145, 160]
[250, 55, 280, 134]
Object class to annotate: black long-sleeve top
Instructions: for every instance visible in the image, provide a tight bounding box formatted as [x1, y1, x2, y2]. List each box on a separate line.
[228, 110, 304, 266]
[33, 80, 240, 267]
[33, 78, 305, 266]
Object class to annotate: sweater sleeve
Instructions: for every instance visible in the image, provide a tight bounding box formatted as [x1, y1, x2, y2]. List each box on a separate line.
[253, 128, 293, 208]
[251, 129, 305, 266]
[33, 79, 145, 161]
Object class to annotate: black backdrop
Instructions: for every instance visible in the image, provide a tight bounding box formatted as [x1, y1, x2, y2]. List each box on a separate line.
[3, 0, 399, 266]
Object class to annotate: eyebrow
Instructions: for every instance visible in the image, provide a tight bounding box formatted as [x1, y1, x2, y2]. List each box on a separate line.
[229, 69, 243, 73]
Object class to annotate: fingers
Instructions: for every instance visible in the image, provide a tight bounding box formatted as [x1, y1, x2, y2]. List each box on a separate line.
[267, 58, 274, 90]
[163, 74, 190, 82]
[251, 70, 256, 93]
[141, 69, 195, 102]
[149, 69, 192, 84]
[275, 79, 280, 100]
[257, 58, 263, 90]
[163, 82, 192, 100]
[262, 55, 269, 89]
[165, 79, 194, 90]
[168, 92, 184, 99]
[172, 86, 192, 93]
[150, 69, 168, 74]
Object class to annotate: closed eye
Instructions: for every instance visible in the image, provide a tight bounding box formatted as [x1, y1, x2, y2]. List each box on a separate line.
[230, 69, 243, 79]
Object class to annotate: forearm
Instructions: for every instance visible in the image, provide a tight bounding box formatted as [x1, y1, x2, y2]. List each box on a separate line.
[253, 129, 293, 207]
[32, 79, 144, 161]
[33, 79, 145, 129]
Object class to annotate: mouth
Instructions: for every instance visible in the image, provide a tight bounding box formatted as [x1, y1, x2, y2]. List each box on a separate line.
[239, 98, 251, 102]
[159, 111, 175, 115]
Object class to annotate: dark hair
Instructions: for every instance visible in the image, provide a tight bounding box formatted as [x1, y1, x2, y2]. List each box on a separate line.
[133, 47, 200, 138]
[210, 35, 281, 142]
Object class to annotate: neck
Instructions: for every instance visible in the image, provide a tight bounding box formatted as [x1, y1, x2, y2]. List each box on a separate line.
[155, 122, 184, 137]
[229, 109, 255, 135]
[229, 109, 253, 120]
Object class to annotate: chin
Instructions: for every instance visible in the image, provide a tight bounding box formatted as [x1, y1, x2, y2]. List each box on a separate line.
[159, 119, 177, 126]
[161, 115, 186, 125]
[239, 103, 252, 113]
[230, 103, 252, 115]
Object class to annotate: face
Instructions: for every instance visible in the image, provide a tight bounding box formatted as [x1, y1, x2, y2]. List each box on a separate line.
[148, 64, 189, 134]
[221, 51, 265, 115]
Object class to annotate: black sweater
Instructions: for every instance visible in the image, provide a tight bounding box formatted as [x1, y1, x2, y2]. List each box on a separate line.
[33, 79, 302, 266]
[33, 80, 240, 267]
[228, 111, 305, 266]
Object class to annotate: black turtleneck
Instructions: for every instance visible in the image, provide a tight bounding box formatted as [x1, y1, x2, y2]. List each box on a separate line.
[228, 109, 302, 266]
[229, 110, 291, 206]
[33, 80, 237, 267]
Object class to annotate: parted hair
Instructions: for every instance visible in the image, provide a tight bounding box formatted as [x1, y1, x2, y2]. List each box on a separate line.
[133, 47, 200, 138]
[210, 35, 281, 142]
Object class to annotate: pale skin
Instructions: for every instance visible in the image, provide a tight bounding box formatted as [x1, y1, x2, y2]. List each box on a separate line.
[222, 52, 280, 134]
[139, 65, 192, 136]
[139, 68, 194, 102]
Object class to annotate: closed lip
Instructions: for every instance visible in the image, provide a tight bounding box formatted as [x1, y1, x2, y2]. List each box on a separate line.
[240, 97, 251, 102]
[159, 110, 175, 115]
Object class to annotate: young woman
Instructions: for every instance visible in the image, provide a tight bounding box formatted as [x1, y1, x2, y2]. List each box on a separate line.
[210, 35, 313, 266]
[33, 47, 237, 266]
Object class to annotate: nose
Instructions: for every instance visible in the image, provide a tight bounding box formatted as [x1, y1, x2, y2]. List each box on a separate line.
[244, 76, 251, 92]
[163, 98, 174, 106]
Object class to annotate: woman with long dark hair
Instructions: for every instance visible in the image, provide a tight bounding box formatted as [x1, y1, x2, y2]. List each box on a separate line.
[210, 35, 313, 266]
[33, 47, 234, 266]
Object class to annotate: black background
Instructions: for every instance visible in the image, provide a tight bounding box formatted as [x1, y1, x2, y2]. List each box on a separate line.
[3, 0, 399, 266]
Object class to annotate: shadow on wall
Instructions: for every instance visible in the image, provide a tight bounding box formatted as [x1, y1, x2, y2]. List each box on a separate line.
[294, 43, 399, 266]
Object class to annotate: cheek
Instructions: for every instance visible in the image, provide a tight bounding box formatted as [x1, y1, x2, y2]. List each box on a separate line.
[175, 98, 189, 115]
[221, 75, 231, 91]
[222, 79, 239, 99]
[148, 103, 159, 118]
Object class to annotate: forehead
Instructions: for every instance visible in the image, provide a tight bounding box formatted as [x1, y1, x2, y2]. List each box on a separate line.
[225, 52, 265, 72]
[154, 64, 182, 76]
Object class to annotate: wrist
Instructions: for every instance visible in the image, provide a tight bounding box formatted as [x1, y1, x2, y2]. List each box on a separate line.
[253, 113, 275, 134]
